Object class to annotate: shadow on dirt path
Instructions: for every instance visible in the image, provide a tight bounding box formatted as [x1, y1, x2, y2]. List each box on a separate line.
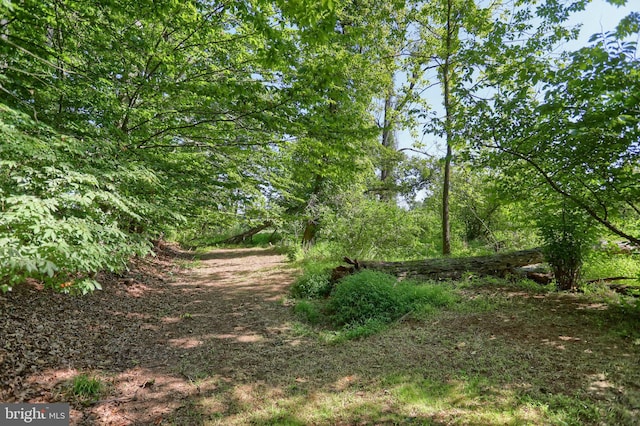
[92, 247, 303, 425]
[3, 245, 639, 425]
[1, 246, 303, 425]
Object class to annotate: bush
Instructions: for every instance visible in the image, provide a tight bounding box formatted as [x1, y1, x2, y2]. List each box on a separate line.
[327, 271, 460, 329]
[538, 204, 596, 290]
[0, 105, 154, 293]
[328, 270, 402, 326]
[318, 197, 430, 260]
[289, 267, 332, 299]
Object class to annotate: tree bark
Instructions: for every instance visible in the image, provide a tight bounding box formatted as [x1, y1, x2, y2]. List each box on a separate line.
[380, 82, 397, 201]
[301, 219, 318, 251]
[440, 0, 456, 256]
[222, 221, 273, 244]
[442, 142, 452, 255]
[337, 248, 544, 282]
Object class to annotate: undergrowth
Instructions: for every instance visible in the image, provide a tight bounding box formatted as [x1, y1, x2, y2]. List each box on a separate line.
[583, 252, 640, 284]
[291, 269, 458, 341]
[289, 263, 332, 299]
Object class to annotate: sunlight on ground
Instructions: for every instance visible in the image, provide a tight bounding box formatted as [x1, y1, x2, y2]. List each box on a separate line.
[30, 364, 616, 425]
[197, 374, 557, 425]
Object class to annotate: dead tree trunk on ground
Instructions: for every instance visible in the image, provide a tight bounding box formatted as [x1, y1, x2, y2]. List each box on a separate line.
[332, 248, 545, 282]
[222, 221, 273, 244]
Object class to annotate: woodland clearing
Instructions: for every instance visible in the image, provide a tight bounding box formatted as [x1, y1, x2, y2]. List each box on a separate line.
[1, 245, 639, 425]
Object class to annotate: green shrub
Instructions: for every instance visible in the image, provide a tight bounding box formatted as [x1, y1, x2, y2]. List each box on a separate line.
[318, 198, 430, 260]
[328, 270, 459, 330]
[0, 105, 154, 293]
[328, 270, 404, 326]
[293, 300, 323, 325]
[538, 204, 596, 290]
[290, 268, 332, 299]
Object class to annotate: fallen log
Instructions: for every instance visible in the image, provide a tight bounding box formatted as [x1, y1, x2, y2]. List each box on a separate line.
[332, 248, 545, 282]
[606, 284, 640, 297]
[221, 221, 273, 244]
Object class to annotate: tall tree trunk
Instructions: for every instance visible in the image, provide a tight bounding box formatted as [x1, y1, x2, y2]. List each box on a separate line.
[301, 174, 323, 250]
[442, 143, 452, 255]
[301, 219, 318, 251]
[380, 83, 396, 193]
[441, 0, 456, 256]
[379, 79, 397, 201]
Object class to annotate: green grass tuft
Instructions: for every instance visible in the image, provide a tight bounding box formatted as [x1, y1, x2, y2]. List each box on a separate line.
[70, 374, 104, 399]
[293, 300, 323, 325]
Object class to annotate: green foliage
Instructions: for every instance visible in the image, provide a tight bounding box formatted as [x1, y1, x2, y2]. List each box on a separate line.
[465, 21, 640, 248]
[395, 280, 459, 316]
[538, 204, 597, 290]
[0, 0, 389, 292]
[327, 270, 457, 328]
[583, 251, 640, 283]
[444, 168, 540, 254]
[293, 300, 323, 325]
[3, 0, 634, 301]
[289, 265, 332, 299]
[319, 196, 431, 260]
[328, 271, 401, 327]
[333, 318, 389, 342]
[70, 374, 103, 399]
[0, 105, 151, 292]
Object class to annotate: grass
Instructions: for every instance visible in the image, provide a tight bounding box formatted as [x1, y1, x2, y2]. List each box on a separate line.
[63, 251, 640, 425]
[61, 373, 106, 406]
[289, 263, 333, 299]
[583, 252, 640, 284]
[72, 374, 102, 397]
[289, 270, 462, 343]
[175, 257, 202, 269]
[239, 274, 638, 425]
[141, 290, 638, 425]
[138, 248, 639, 425]
[194, 363, 634, 425]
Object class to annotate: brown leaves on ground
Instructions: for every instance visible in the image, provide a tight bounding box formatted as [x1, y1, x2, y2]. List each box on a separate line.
[1, 243, 639, 425]
[0, 243, 299, 424]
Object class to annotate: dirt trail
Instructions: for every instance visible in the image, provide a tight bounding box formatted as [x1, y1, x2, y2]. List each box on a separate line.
[3, 246, 639, 425]
[1, 246, 303, 425]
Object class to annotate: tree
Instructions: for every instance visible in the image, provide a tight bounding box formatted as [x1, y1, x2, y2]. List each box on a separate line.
[0, 0, 299, 225]
[0, 0, 344, 290]
[271, 0, 397, 248]
[0, 104, 152, 293]
[410, 0, 495, 255]
[467, 23, 640, 247]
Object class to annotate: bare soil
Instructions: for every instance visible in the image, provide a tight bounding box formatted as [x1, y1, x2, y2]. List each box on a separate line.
[1, 244, 639, 425]
[1, 244, 301, 424]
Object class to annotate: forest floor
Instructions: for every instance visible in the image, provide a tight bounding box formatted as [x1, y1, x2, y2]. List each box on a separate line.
[1, 244, 639, 425]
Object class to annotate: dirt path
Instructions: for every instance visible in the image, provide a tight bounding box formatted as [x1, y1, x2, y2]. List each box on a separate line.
[2, 245, 639, 424]
[1, 246, 303, 425]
